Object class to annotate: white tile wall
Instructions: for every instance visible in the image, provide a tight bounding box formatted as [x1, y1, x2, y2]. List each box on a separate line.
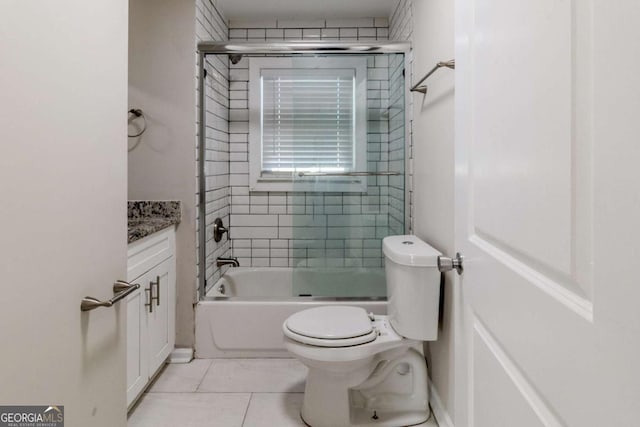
[390, 0, 414, 233]
[196, 0, 232, 289]
[223, 19, 407, 270]
[388, 53, 406, 235]
[193, 10, 413, 282]
[228, 18, 390, 41]
[390, 0, 414, 41]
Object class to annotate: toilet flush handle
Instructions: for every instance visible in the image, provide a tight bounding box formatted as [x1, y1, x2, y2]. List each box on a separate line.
[437, 253, 464, 275]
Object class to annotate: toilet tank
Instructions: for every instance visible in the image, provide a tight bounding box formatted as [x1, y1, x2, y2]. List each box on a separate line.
[382, 235, 442, 341]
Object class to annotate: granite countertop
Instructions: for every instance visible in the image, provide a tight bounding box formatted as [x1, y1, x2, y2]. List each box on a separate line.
[128, 201, 181, 244]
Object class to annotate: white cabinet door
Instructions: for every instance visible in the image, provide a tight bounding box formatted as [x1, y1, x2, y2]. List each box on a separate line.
[126, 286, 147, 407]
[125, 229, 176, 407]
[455, 1, 640, 426]
[145, 258, 176, 375]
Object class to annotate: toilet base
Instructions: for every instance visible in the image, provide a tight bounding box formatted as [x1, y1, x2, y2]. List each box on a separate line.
[301, 411, 432, 427]
[299, 347, 429, 427]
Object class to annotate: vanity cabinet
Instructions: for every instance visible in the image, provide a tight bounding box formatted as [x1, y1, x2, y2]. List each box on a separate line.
[126, 227, 176, 407]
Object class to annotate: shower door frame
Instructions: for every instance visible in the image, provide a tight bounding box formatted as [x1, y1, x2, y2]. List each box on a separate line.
[197, 41, 413, 300]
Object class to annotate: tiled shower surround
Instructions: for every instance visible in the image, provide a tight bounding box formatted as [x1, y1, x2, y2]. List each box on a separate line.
[196, 0, 232, 287]
[390, 0, 415, 232]
[388, 53, 407, 235]
[200, 12, 409, 290]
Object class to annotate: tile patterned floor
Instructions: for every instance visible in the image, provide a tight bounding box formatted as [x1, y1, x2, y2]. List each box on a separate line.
[127, 358, 438, 427]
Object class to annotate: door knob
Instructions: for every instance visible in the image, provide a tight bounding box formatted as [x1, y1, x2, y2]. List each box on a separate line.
[437, 253, 463, 275]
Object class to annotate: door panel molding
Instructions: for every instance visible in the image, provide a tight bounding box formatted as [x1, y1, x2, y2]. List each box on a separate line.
[470, 234, 593, 321]
[469, 0, 574, 277]
[467, 0, 595, 300]
[472, 317, 565, 427]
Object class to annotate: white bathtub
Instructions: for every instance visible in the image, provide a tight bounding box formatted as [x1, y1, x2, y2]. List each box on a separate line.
[195, 267, 387, 358]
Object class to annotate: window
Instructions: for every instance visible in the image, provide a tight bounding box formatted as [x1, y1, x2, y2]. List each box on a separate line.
[249, 57, 367, 192]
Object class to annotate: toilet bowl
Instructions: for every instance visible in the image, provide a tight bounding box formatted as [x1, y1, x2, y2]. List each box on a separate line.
[284, 306, 429, 427]
[282, 236, 442, 427]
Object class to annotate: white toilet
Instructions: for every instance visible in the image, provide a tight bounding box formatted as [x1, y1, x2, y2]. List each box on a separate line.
[283, 235, 442, 427]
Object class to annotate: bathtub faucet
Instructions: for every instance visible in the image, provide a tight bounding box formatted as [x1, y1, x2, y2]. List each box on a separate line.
[216, 256, 240, 267]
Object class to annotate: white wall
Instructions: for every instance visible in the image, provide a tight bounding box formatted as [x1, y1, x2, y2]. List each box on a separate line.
[392, 0, 457, 423]
[128, 0, 198, 347]
[129, 0, 228, 347]
[413, 0, 456, 423]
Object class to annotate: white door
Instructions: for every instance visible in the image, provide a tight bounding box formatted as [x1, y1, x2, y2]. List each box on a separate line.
[0, 1, 128, 426]
[455, 1, 640, 426]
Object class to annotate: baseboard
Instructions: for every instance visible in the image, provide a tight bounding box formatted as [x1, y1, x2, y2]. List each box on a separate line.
[168, 347, 194, 364]
[429, 382, 455, 427]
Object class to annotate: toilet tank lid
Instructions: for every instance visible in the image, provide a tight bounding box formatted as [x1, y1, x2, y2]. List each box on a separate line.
[383, 235, 442, 267]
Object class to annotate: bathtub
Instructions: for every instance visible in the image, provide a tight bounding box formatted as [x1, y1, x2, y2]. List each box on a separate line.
[195, 267, 387, 358]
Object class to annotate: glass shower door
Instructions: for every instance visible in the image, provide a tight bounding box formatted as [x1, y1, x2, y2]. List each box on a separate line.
[288, 53, 406, 299]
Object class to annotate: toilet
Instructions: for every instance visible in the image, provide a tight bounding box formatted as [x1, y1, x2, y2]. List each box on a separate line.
[283, 235, 442, 427]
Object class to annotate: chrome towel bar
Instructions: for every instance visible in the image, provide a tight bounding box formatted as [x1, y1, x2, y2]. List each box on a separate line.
[410, 59, 455, 94]
[80, 280, 140, 312]
[297, 171, 401, 177]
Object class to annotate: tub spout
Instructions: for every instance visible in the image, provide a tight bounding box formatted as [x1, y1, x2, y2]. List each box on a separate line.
[216, 256, 240, 267]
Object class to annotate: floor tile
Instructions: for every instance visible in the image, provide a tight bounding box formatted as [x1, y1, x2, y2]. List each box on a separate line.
[242, 393, 305, 427]
[129, 358, 439, 427]
[147, 359, 212, 393]
[127, 392, 250, 427]
[198, 359, 307, 393]
[423, 417, 440, 426]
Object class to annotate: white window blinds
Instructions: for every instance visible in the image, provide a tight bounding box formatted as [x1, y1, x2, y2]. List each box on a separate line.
[260, 68, 356, 173]
[249, 57, 367, 192]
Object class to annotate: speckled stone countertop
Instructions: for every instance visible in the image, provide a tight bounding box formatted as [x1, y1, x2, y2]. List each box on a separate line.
[128, 201, 181, 244]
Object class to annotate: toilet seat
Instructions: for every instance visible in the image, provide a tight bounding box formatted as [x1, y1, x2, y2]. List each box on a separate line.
[283, 306, 378, 348]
